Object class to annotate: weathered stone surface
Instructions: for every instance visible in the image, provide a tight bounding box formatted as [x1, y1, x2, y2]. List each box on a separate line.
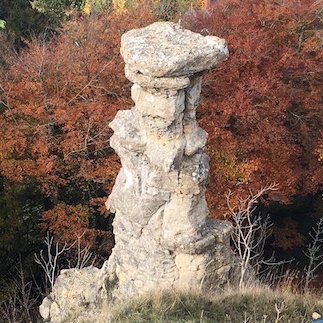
[132, 84, 185, 120]
[39, 266, 106, 322]
[39, 296, 52, 321]
[121, 22, 229, 78]
[105, 21, 236, 301]
[125, 65, 190, 90]
[39, 21, 237, 323]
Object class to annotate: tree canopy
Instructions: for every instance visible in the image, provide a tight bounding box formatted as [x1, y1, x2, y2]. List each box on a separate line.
[0, 0, 321, 284]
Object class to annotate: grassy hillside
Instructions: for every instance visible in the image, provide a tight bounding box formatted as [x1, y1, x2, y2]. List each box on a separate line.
[104, 287, 323, 323]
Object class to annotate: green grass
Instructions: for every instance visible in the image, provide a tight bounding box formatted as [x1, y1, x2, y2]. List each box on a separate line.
[108, 288, 323, 323]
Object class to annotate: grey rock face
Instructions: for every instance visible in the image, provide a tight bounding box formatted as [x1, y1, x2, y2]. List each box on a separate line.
[39, 21, 236, 323]
[39, 266, 105, 322]
[105, 21, 235, 300]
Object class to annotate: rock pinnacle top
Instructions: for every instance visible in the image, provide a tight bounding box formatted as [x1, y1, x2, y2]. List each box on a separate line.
[120, 21, 229, 78]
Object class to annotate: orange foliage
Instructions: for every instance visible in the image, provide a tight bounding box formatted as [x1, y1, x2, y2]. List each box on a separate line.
[0, 1, 322, 245]
[0, 5, 157, 244]
[41, 203, 95, 243]
[183, 0, 323, 217]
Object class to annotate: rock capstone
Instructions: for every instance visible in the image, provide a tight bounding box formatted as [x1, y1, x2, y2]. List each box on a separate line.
[121, 21, 228, 78]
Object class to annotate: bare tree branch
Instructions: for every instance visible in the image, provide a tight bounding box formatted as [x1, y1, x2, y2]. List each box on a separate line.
[227, 183, 279, 290]
[34, 231, 95, 300]
[303, 217, 323, 291]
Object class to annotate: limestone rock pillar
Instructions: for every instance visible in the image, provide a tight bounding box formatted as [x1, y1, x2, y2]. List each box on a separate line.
[104, 21, 236, 298]
[38, 22, 238, 323]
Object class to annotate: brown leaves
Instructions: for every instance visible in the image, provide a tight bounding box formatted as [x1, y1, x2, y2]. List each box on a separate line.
[183, 0, 323, 217]
[41, 203, 96, 244]
[0, 4, 160, 245]
[0, 1, 321, 244]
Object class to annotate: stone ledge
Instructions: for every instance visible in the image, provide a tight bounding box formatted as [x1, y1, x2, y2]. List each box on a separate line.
[125, 65, 190, 90]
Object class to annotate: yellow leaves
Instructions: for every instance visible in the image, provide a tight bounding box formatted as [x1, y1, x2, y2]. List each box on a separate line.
[318, 141, 323, 162]
[319, 150, 323, 162]
[151, 0, 204, 14]
[112, 0, 127, 12]
[83, 0, 92, 15]
[177, 0, 205, 9]
[175, 0, 206, 10]
[111, 0, 141, 12]
[0, 19, 6, 29]
[210, 148, 258, 185]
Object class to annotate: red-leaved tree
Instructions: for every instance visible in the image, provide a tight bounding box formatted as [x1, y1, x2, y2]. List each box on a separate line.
[0, 6, 157, 250]
[182, 0, 322, 217]
[0, 1, 321, 253]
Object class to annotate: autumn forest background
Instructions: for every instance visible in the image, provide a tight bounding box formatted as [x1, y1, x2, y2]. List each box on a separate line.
[0, 0, 322, 320]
